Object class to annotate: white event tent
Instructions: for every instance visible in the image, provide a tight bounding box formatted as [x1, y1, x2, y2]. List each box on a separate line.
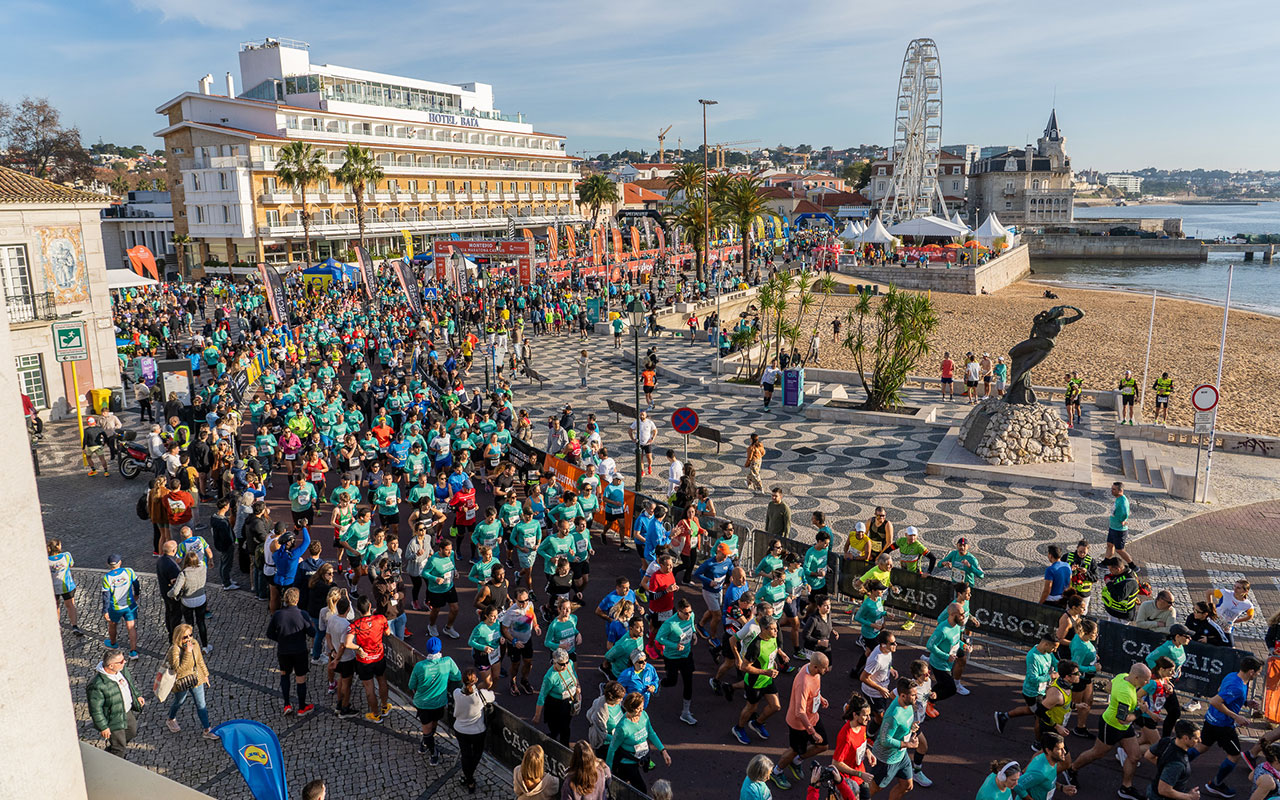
[973, 213, 1011, 246]
[886, 215, 969, 238]
[854, 216, 895, 244]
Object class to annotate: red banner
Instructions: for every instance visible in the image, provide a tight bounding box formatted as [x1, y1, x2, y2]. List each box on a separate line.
[434, 245, 450, 279]
[126, 246, 158, 280]
[656, 227, 666, 252]
[611, 228, 624, 259]
[518, 258, 532, 286]
[566, 232, 577, 259]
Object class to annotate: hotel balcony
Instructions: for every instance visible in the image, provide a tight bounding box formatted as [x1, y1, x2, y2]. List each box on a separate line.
[256, 213, 585, 239]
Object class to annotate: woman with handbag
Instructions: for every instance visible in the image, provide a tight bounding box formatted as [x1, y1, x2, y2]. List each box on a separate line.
[163, 623, 217, 738]
[452, 668, 494, 794]
[533, 647, 580, 746]
[168, 550, 210, 651]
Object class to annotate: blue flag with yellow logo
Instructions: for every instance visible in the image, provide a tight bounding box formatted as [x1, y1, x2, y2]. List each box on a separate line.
[212, 719, 288, 800]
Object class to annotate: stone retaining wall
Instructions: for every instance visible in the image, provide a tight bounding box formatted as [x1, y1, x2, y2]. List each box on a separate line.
[836, 244, 1030, 295]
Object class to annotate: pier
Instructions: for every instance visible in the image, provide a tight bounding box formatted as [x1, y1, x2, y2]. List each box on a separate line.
[1202, 241, 1275, 262]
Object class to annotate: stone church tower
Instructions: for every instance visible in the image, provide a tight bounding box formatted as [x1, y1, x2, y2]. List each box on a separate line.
[1038, 109, 1067, 171]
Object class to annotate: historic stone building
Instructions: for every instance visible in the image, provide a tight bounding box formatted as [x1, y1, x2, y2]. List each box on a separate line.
[967, 111, 1074, 227]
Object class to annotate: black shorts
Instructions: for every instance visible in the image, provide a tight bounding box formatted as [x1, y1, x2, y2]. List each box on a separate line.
[571, 561, 590, 578]
[473, 649, 499, 671]
[940, 377, 953, 386]
[379, 512, 401, 527]
[416, 705, 446, 724]
[1099, 719, 1136, 746]
[1136, 715, 1157, 730]
[57, 590, 74, 601]
[346, 553, 363, 570]
[1023, 693, 1042, 709]
[292, 510, 314, 526]
[428, 588, 458, 608]
[865, 694, 892, 716]
[355, 658, 386, 681]
[983, 376, 992, 385]
[965, 379, 978, 388]
[788, 721, 828, 756]
[743, 682, 777, 705]
[277, 651, 309, 676]
[1200, 721, 1243, 756]
[506, 640, 534, 662]
[335, 658, 357, 678]
[1107, 528, 1128, 550]
[782, 599, 800, 619]
[1122, 395, 1135, 406]
[1155, 396, 1169, 407]
[640, 444, 652, 456]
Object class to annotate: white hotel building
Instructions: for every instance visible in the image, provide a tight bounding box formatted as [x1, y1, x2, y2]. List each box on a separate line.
[156, 37, 583, 267]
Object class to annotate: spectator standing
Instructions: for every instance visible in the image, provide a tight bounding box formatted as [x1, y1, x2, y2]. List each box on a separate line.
[163, 623, 217, 738]
[515, 744, 560, 800]
[266, 586, 315, 716]
[87, 648, 145, 758]
[452, 668, 494, 794]
[563, 740, 612, 800]
[168, 549, 211, 652]
[765, 488, 792, 539]
[1134, 591, 1176, 633]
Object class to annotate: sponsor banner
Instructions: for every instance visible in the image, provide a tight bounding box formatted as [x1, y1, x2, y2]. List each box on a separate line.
[257, 263, 285, 324]
[437, 239, 532, 257]
[547, 226, 558, 261]
[656, 226, 665, 252]
[611, 228, 623, 258]
[630, 226, 640, 253]
[834, 562, 1249, 694]
[566, 231, 577, 259]
[393, 259, 424, 317]
[355, 247, 376, 297]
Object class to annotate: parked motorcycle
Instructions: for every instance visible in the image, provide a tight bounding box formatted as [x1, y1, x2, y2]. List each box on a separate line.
[116, 429, 151, 479]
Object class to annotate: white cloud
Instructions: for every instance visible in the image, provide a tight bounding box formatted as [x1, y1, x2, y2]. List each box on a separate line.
[130, 0, 261, 29]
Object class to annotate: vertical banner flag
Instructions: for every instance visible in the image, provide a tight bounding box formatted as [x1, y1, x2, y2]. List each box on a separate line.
[611, 227, 623, 260]
[394, 259, 424, 317]
[547, 226, 558, 262]
[355, 246, 376, 297]
[629, 226, 640, 254]
[212, 719, 288, 800]
[565, 230, 577, 259]
[257, 263, 284, 324]
[401, 229, 414, 260]
[589, 230, 601, 264]
[506, 216, 517, 239]
[518, 257, 532, 286]
[434, 245, 450, 281]
[656, 225, 666, 252]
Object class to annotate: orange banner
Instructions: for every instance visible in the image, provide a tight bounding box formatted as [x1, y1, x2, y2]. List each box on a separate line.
[629, 226, 640, 253]
[656, 226, 666, 252]
[547, 226, 558, 261]
[566, 230, 577, 259]
[126, 246, 159, 280]
[611, 228, 623, 259]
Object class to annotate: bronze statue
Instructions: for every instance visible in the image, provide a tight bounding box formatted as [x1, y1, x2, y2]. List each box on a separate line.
[1005, 305, 1084, 405]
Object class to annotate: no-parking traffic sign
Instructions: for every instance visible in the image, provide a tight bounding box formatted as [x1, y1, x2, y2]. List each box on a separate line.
[671, 407, 699, 435]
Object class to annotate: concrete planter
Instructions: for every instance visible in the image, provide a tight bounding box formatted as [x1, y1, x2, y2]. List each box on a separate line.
[803, 397, 938, 426]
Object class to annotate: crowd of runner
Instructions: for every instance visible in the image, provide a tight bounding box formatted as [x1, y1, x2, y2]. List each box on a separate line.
[56, 256, 1280, 800]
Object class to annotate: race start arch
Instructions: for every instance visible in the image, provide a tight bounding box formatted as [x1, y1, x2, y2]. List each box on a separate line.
[432, 238, 534, 286]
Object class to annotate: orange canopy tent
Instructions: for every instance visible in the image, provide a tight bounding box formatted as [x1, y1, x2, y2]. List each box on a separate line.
[126, 246, 159, 280]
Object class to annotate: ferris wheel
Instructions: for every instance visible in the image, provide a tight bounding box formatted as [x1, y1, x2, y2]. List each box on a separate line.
[883, 38, 946, 222]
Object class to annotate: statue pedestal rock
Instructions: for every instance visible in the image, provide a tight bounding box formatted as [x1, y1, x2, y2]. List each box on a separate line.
[958, 399, 1073, 466]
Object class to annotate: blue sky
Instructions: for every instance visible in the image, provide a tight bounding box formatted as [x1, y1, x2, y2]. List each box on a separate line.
[3, 0, 1277, 171]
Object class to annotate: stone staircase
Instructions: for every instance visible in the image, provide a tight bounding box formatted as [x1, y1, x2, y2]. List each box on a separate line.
[1118, 435, 1199, 500]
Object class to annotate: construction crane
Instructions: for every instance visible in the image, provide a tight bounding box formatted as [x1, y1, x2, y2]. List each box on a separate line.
[712, 139, 761, 170]
[796, 152, 812, 170]
[657, 125, 673, 164]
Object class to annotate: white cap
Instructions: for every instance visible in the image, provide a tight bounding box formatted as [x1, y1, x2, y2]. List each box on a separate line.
[854, 521, 866, 532]
[905, 526, 919, 536]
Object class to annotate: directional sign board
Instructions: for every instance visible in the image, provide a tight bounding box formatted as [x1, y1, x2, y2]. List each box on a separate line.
[671, 407, 699, 435]
[51, 321, 88, 362]
[1191, 384, 1219, 413]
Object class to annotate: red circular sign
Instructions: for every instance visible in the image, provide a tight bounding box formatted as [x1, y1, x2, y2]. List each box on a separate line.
[671, 407, 699, 435]
[1191, 384, 1219, 412]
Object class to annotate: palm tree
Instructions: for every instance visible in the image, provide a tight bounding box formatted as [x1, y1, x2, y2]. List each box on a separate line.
[663, 195, 722, 282]
[172, 233, 191, 274]
[275, 141, 330, 263]
[708, 172, 735, 204]
[334, 143, 383, 250]
[109, 174, 130, 198]
[665, 163, 705, 202]
[717, 175, 777, 280]
[576, 174, 619, 228]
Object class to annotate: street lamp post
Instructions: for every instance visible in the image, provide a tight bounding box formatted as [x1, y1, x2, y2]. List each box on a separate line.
[628, 298, 646, 492]
[700, 98, 718, 378]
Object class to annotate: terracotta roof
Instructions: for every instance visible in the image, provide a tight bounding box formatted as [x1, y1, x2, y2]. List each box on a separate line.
[814, 191, 871, 208]
[622, 183, 665, 204]
[758, 186, 804, 199]
[0, 166, 110, 204]
[632, 178, 671, 192]
[792, 199, 827, 214]
[628, 163, 676, 170]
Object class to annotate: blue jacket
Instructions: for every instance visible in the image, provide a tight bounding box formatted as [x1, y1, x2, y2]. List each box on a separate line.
[618, 663, 660, 706]
[273, 528, 312, 585]
[693, 556, 734, 593]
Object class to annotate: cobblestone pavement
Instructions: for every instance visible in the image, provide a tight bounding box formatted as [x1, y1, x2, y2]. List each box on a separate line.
[59, 569, 507, 800]
[514, 332, 1196, 589]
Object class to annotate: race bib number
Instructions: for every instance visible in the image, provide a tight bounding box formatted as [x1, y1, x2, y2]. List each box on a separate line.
[297, 490, 312, 505]
[634, 740, 649, 760]
[811, 695, 822, 715]
[575, 539, 588, 554]
[657, 609, 674, 623]
[488, 647, 501, 665]
[284, 453, 296, 461]
[310, 471, 324, 481]
[560, 636, 576, 651]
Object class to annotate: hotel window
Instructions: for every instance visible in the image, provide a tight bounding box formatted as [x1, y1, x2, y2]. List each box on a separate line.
[427, 180, 436, 192]
[219, 172, 229, 190]
[461, 182, 471, 192]
[190, 173, 201, 191]
[523, 182, 531, 192]
[408, 180, 418, 193]
[262, 176, 276, 193]
[1005, 201, 1012, 210]
[319, 179, 330, 193]
[171, 147, 185, 155]
[286, 117, 299, 129]
[220, 206, 230, 223]
[388, 180, 399, 193]
[193, 207, 204, 223]
[509, 182, 516, 192]
[445, 181, 455, 193]
[316, 209, 332, 224]
[0, 244, 33, 305]
[14, 354, 47, 408]
[952, 181, 960, 191]
[265, 210, 280, 226]
[877, 167, 886, 175]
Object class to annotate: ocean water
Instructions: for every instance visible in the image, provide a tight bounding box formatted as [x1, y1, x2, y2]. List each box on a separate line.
[1029, 203, 1280, 315]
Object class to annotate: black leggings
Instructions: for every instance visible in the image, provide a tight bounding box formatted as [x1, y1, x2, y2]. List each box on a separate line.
[410, 575, 424, 602]
[543, 696, 573, 746]
[456, 730, 486, 782]
[662, 655, 694, 701]
[610, 756, 647, 793]
[679, 552, 696, 584]
[181, 601, 208, 646]
[1161, 687, 1181, 737]
[931, 667, 957, 702]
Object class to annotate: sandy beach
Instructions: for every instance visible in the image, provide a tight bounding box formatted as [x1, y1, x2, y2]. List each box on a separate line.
[786, 280, 1280, 436]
